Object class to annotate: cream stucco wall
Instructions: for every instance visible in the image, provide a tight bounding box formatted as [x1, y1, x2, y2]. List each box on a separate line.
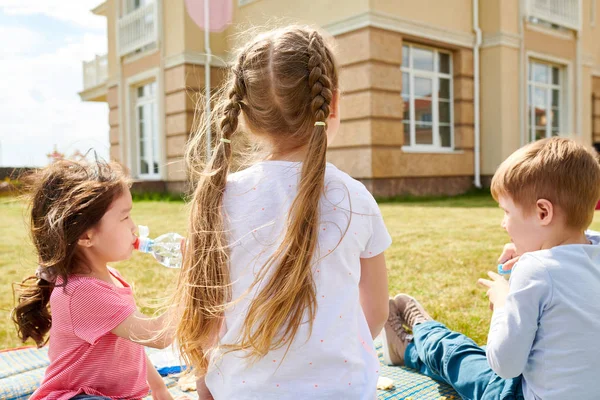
[370, 0, 472, 35]
[480, 45, 521, 176]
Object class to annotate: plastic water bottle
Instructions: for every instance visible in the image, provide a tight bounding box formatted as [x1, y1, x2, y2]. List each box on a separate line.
[134, 225, 184, 268]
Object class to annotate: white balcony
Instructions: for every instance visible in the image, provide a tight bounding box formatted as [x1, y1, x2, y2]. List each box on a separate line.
[526, 0, 581, 31]
[83, 54, 108, 90]
[118, 1, 158, 56]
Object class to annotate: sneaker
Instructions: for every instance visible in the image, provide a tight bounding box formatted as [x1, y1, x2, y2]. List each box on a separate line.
[380, 298, 413, 366]
[393, 294, 433, 329]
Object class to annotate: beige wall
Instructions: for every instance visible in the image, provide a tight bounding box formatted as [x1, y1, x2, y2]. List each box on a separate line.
[479, 0, 519, 35]
[122, 51, 160, 79]
[524, 27, 576, 61]
[107, 85, 120, 162]
[370, 0, 472, 35]
[106, 0, 118, 80]
[480, 45, 521, 176]
[163, 0, 186, 58]
[581, 0, 600, 64]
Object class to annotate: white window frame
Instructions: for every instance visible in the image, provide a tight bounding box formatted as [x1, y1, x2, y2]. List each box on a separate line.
[135, 82, 160, 179]
[125, 68, 165, 180]
[526, 54, 571, 142]
[401, 43, 454, 152]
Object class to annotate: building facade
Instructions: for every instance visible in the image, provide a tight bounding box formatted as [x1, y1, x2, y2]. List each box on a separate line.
[80, 0, 600, 196]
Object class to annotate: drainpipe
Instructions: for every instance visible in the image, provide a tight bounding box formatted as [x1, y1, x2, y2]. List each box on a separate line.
[204, 0, 212, 156]
[473, 0, 482, 188]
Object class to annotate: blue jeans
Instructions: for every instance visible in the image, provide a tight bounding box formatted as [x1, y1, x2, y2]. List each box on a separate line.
[70, 396, 112, 400]
[405, 321, 524, 400]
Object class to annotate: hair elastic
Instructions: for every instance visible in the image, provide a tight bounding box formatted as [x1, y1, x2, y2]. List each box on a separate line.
[314, 121, 326, 127]
[220, 138, 232, 143]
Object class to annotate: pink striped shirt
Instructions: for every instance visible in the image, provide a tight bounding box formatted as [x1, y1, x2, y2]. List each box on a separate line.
[30, 267, 148, 400]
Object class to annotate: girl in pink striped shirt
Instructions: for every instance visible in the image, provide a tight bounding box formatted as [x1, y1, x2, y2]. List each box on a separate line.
[12, 160, 175, 400]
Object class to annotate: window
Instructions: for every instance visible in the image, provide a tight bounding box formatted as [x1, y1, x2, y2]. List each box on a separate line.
[401, 44, 453, 149]
[135, 82, 160, 178]
[125, 0, 153, 13]
[528, 60, 563, 141]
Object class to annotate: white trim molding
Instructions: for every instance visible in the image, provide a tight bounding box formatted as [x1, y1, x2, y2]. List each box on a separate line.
[324, 10, 475, 49]
[164, 52, 230, 69]
[124, 68, 163, 180]
[526, 51, 574, 136]
[78, 84, 108, 102]
[481, 32, 521, 49]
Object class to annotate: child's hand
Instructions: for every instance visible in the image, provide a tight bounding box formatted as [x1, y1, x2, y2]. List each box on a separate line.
[498, 243, 520, 273]
[478, 271, 509, 311]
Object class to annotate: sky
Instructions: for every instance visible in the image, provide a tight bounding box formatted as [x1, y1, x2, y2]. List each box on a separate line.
[0, 0, 109, 167]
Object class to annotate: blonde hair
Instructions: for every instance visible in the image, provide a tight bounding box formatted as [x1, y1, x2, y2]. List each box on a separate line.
[174, 26, 339, 372]
[491, 137, 600, 230]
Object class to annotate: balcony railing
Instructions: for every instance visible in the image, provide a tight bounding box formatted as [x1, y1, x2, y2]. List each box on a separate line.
[526, 0, 581, 30]
[118, 1, 157, 56]
[82, 54, 108, 90]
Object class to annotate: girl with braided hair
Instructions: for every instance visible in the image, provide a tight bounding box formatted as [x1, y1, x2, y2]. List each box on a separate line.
[175, 26, 391, 399]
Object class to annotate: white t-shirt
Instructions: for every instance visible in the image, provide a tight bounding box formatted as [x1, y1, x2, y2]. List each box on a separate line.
[205, 161, 392, 400]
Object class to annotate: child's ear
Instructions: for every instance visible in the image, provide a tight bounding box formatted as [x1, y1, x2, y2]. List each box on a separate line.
[77, 231, 94, 247]
[329, 90, 339, 118]
[536, 199, 554, 226]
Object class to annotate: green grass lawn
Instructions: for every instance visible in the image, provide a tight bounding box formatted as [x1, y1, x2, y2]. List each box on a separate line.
[2, 194, 599, 349]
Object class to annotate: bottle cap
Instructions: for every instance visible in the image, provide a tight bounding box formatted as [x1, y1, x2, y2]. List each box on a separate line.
[138, 225, 150, 238]
[497, 263, 511, 275]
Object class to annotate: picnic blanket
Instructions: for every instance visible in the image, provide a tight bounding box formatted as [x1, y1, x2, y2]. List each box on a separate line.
[0, 339, 458, 399]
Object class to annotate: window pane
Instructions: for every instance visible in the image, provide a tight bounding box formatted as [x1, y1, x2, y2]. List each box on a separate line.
[402, 95, 410, 120]
[535, 107, 548, 127]
[552, 109, 559, 129]
[414, 77, 433, 97]
[403, 122, 411, 146]
[402, 73, 410, 95]
[551, 129, 559, 137]
[413, 47, 434, 71]
[402, 45, 409, 68]
[439, 126, 451, 147]
[414, 99, 432, 124]
[439, 101, 451, 123]
[137, 86, 144, 98]
[531, 62, 548, 83]
[533, 87, 546, 108]
[415, 124, 433, 145]
[141, 160, 149, 174]
[438, 52, 450, 74]
[535, 128, 546, 141]
[439, 78, 450, 100]
[552, 89, 559, 107]
[552, 67, 560, 85]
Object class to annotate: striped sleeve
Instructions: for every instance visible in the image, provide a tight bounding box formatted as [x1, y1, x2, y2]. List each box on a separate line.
[69, 282, 137, 344]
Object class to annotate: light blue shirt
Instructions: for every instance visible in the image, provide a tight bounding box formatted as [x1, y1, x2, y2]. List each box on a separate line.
[486, 232, 600, 400]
